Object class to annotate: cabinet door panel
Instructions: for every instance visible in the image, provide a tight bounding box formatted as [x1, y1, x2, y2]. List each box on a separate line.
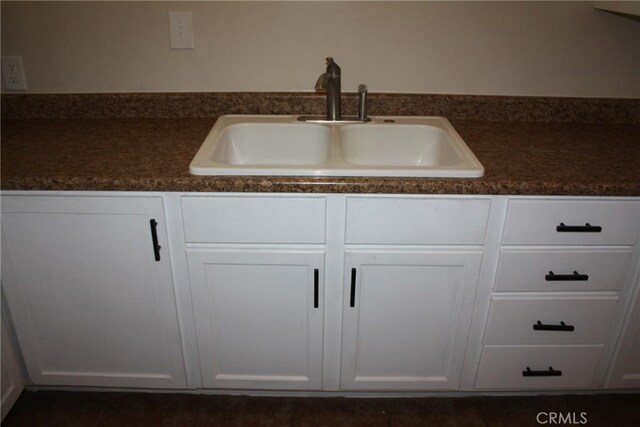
[187, 250, 324, 390]
[1, 196, 186, 388]
[341, 251, 482, 390]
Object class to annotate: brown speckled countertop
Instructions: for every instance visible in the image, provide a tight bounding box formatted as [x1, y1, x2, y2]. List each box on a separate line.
[2, 117, 639, 195]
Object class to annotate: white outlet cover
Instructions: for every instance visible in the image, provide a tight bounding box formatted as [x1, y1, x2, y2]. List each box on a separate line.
[2, 56, 28, 90]
[168, 11, 194, 49]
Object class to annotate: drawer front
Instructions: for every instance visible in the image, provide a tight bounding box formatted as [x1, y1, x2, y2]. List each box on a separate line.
[495, 249, 634, 292]
[502, 200, 639, 245]
[181, 196, 326, 244]
[484, 295, 618, 345]
[345, 197, 490, 245]
[475, 345, 602, 389]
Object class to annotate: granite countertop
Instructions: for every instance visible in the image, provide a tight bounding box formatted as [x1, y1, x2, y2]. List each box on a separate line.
[2, 117, 639, 196]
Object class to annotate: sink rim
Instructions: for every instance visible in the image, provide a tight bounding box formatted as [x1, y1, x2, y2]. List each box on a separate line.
[189, 115, 485, 177]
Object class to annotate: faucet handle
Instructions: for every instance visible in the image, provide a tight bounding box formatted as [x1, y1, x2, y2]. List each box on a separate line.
[315, 73, 328, 92]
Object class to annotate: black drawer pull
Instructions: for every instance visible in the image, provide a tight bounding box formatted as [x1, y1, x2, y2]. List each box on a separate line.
[522, 367, 562, 377]
[149, 219, 161, 261]
[556, 222, 602, 233]
[314, 269, 319, 309]
[545, 271, 589, 281]
[350, 268, 357, 308]
[533, 321, 575, 332]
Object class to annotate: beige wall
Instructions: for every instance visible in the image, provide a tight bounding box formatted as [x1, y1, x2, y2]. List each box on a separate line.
[2, 1, 639, 97]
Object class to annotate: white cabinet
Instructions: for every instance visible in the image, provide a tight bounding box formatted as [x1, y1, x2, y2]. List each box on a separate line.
[1, 195, 186, 388]
[3, 192, 639, 394]
[183, 195, 488, 392]
[340, 251, 482, 390]
[1, 307, 25, 420]
[474, 198, 640, 390]
[181, 195, 327, 390]
[607, 274, 640, 389]
[187, 249, 325, 390]
[339, 196, 489, 391]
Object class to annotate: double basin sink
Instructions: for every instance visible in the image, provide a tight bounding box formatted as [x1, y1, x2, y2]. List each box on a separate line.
[189, 115, 484, 177]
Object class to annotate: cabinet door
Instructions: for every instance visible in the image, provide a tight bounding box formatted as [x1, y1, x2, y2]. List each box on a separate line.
[607, 276, 640, 389]
[1, 196, 186, 388]
[341, 251, 482, 390]
[187, 250, 324, 390]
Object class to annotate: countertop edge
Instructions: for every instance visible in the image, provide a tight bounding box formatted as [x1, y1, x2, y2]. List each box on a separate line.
[3, 177, 639, 197]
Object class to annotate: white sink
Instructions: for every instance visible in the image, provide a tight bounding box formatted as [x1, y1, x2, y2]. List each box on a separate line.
[189, 115, 484, 177]
[339, 124, 464, 167]
[211, 123, 331, 166]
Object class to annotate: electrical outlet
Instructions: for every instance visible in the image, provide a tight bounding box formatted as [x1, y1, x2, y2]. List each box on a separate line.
[2, 56, 28, 90]
[168, 11, 194, 49]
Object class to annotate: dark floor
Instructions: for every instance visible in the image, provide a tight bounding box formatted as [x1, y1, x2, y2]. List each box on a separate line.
[2, 390, 639, 427]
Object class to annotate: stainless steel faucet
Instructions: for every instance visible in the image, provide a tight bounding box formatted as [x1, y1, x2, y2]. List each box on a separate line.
[314, 57, 342, 121]
[298, 57, 370, 123]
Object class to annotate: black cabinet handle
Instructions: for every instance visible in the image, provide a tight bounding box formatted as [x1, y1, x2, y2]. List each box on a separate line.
[522, 367, 562, 377]
[533, 321, 575, 332]
[314, 269, 319, 309]
[350, 268, 357, 307]
[545, 271, 589, 281]
[149, 219, 161, 261]
[556, 222, 602, 233]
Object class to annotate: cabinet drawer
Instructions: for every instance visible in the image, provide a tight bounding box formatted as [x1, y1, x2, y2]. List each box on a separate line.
[181, 196, 326, 244]
[494, 248, 633, 292]
[345, 197, 490, 245]
[502, 200, 639, 245]
[475, 345, 602, 389]
[484, 295, 618, 345]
